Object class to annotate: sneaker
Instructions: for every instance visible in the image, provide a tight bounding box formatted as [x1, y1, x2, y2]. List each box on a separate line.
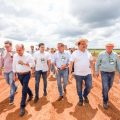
[34, 97, 39, 103]
[78, 100, 83, 106]
[57, 96, 63, 101]
[9, 100, 14, 105]
[103, 103, 108, 110]
[27, 95, 33, 102]
[64, 89, 67, 94]
[53, 74, 56, 78]
[43, 92, 47, 96]
[84, 97, 89, 103]
[15, 86, 18, 93]
[19, 108, 25, 117]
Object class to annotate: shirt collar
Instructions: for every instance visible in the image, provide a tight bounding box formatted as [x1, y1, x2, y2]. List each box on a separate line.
[105, 51, 113, 56]
[58, 51, 64, 54]
[18, 52, 26, 57]
[40, 51, 45, 54]
[78, 49, 87, 53]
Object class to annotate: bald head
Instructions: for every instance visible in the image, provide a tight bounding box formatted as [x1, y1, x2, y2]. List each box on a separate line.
[16, 44, 25, 56]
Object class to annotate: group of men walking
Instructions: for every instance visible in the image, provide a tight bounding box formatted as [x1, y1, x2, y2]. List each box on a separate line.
[0, 39, 120, 117]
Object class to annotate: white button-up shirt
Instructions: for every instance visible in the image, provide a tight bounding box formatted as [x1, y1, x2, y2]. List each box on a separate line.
[70, 50, 93, 76]
[49, 53, 55, 63]
[13, 52, 35, 73]
[34, 51, 51, 72]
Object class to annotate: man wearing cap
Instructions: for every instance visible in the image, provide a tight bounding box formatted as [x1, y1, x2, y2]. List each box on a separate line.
[95, 43, 120, 109]
[54, 43, 70, 101]
[13, 44, 35, 116]
[69, 39, 93, 106]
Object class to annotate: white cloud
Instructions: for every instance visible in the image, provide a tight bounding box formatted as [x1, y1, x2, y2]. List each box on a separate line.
[0, 0, 120, 48]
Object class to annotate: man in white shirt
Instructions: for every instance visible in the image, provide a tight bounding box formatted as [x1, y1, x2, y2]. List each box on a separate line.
[13, 44, 35, 116]
[69, 39, 93, 106]
[53, 43, 70, 101]
[34, 43, 51, 103]
[29, 45, 35, 56]
[64, 45, 71, 55]
[49, 48, 56, 78]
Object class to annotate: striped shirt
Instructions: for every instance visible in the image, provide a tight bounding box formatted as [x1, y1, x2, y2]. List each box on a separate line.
[0, 51, 14, 73]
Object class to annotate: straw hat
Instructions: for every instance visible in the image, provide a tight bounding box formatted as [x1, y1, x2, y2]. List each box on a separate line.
[105, 42, 114, 47]
[75, 38, 88, 46]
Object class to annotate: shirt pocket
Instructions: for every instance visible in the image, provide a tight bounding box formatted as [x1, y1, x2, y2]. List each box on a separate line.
[101, 57, 108, 64]
[61, 56, 66, 62]
[75, 57, 81, 62]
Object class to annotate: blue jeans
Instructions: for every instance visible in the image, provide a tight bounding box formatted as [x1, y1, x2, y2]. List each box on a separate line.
[101, 71, 115, 104]
[56, 68, 69, 96]
[74, 74, 92, 101]
[4, 71, 17, 101]
[35, 70, 47, 98]
[50, 64, 55, 74]
[17, 72, 33, 108]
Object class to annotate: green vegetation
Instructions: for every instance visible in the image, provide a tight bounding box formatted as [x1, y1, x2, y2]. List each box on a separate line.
[89, 49, 120, 56]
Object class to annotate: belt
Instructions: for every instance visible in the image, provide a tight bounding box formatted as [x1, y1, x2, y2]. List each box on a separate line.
[101, 71, 115, 73]
[57, 67, 68, 70]
[17, 71, 30, 75]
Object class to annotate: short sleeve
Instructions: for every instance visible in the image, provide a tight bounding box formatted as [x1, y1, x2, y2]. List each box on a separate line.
[52, 53, 57, 64]
[33, 52, 37, 61]
[47, 53, 51, 61]
[28, 54, 35, 68]
[89, 52, 93, 61]
[70, 52, 75, 62]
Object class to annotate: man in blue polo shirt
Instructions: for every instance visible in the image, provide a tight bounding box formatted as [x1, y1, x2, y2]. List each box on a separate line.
[53, 43, 70, 101]
[95, 43, 120, 109]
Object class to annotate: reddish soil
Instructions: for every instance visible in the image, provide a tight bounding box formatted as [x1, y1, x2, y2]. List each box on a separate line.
[0, 73, 120, 120]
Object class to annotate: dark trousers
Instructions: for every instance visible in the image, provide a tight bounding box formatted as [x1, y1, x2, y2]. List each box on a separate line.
[101, 71, 115, 104]
[17, 72, 33, 108]
[74, 74, 92, 101]
[35, 70, 47, 98]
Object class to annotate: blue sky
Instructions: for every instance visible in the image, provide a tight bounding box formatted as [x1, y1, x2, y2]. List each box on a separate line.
[0, 0, 120, 48]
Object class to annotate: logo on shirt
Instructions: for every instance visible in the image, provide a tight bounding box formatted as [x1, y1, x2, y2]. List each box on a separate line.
[61, 56, 66, 62]
[109, 58, 115, 65]
[41, 58, 45, 63]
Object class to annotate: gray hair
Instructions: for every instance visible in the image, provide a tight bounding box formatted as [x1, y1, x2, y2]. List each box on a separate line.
[16, 44, 24, 49]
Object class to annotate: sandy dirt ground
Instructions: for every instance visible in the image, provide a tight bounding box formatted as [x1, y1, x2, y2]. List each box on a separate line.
[0, 73, 120, 120]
